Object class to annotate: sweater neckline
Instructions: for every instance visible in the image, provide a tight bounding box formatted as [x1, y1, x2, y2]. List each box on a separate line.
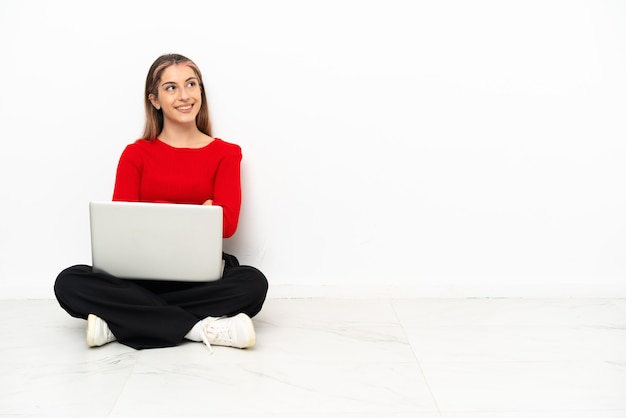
[154, 137, 219, 150]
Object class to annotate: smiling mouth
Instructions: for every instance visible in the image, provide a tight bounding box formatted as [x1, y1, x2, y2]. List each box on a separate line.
[177, 105, 193, 111]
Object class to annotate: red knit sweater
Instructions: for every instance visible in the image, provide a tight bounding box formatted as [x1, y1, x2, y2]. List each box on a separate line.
[112, 138, 242, 238]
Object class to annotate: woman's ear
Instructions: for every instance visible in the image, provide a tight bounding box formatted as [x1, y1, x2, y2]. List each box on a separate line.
[148, 93, 161, 110]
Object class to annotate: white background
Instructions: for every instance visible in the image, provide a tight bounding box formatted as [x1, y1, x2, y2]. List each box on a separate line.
[1, 0, 625, 298]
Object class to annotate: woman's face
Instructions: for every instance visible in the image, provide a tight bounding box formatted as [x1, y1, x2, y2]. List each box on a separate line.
[149, 64, 202, 127]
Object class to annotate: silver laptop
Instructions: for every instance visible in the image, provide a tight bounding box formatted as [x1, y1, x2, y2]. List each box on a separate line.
[89, 201, 224, 281]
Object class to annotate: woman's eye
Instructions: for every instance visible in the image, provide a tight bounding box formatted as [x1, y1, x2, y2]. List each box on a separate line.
[165, 85, 176, 92]
[187, 81, 197, 88]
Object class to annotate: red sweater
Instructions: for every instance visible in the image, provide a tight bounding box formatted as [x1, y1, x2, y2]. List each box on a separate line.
[112, 138, 242, 238]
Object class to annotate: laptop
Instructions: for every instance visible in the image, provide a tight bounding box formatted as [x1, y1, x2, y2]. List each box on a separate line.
[89, 201, 224, 281]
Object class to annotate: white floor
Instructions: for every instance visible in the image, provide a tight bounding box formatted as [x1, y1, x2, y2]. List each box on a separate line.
[1, 298, 625, 417]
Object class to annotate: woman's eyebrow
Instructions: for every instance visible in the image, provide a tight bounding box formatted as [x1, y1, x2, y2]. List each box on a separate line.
[160, 77, 198, 87]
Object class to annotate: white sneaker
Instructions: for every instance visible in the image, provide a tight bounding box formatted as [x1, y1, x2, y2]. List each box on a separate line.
[200, 313, 256, 352]
[86, 314, 116, 347]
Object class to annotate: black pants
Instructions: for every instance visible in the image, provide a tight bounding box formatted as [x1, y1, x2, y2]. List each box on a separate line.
[54, 254, 268, 349]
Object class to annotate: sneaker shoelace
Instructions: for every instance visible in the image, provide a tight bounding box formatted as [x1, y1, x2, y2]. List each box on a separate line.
[200, 317, 232, 354]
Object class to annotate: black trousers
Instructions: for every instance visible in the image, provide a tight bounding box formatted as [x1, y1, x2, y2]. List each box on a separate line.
[54, 254, 268, 349]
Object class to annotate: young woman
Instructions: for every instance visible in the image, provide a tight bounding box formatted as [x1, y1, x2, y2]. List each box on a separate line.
[54, 54, 268, 352]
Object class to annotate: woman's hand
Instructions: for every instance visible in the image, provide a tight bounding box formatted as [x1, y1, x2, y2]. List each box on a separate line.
[203, 199, 213, 206]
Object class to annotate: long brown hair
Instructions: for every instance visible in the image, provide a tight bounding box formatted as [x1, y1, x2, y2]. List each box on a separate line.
[142, 54, 212, 140]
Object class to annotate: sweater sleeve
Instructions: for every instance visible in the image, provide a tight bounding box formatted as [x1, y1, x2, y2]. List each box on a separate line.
[112, 144, 142, 202]
[213, 144, 242, 238]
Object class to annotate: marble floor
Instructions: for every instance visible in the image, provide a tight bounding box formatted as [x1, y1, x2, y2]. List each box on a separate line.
[0, 297, 625, 417]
